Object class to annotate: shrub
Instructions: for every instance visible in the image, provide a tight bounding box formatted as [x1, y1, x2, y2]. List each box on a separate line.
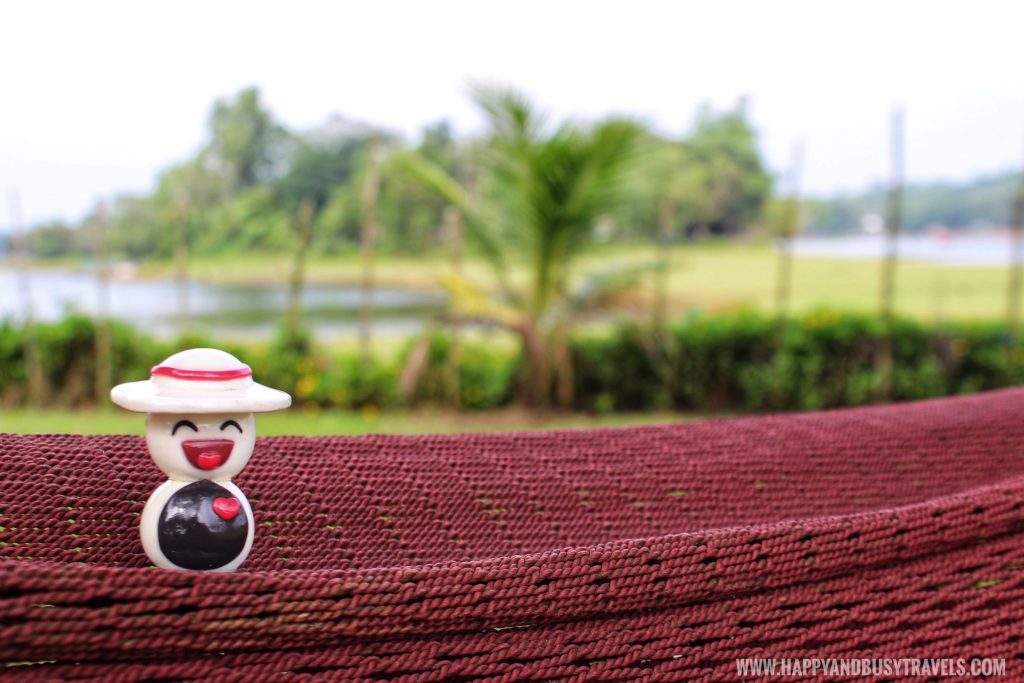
[569, 310, 1024, 413]
[400, 332, 518, 410]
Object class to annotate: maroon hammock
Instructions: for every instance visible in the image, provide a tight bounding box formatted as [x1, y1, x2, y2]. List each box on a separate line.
[3, 390, 1024, 680]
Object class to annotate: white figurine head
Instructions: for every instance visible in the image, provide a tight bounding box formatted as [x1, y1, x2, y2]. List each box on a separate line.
[145, 411, 257, 480]
[111, 348, 291, 480]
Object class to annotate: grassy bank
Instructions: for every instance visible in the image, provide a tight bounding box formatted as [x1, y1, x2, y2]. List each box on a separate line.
[123, 241, 1015, 322]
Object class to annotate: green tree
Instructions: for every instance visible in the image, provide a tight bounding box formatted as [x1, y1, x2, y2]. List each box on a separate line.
[206, 86, 290, 192]
[614, 133, 698, 240]
[611, 104, 771, 241]
[275, 119, 397, 253]
[377, 120, 463, 252]
[198, 186, 292, 253]
[106, 195, 163, 259]
[682, 100, 772, 236]
[402, 87, 646, 407]
[26, 221, 82, 258]
[806, 171, 1021, 233]
[278, 133, 368, 211]
[102, 88, 284, 261]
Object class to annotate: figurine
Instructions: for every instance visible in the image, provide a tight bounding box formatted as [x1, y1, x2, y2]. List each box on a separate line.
[111, 348, 291, 571]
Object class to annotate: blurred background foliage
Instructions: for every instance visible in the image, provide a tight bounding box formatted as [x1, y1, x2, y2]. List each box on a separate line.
[5, 85, 1024, 428]
[1, 311, 1020, 413]
[16, 86, 775, 260]
[17, 87, 1020, 262]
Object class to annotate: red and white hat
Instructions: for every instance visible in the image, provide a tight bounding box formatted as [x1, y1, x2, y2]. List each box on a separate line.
[110, 348, 292, 413]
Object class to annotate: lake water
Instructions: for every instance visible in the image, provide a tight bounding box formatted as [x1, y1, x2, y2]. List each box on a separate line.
[2, 234, 1016, 339]
[0, 268, 446, 340]
[791, 232, 1019, 266]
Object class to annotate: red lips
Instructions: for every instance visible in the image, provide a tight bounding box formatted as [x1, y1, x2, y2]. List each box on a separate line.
[182, 439, 234, 471]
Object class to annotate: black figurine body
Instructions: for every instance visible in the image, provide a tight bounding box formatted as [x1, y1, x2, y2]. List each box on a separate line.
[157, 480, 249, 570]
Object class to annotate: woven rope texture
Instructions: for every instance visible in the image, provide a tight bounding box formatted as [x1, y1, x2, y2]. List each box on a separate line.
[3, 390, 1024, 680]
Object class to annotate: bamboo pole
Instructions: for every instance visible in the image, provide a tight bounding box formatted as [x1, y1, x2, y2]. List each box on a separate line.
[444, 204, 463, 403]
[877, 108, 904, 400]
[7, 190, 46, 406]
[879, 109, 904, 323]
[775, 142, 804, 323]
[285, 197, 316, 335]
[359, 137, 382, 363]
[94, 201, 112, 408]
[173, 190, 191, 336]
[653, 196, 675, 333]
[1005, 143, 1024, 350]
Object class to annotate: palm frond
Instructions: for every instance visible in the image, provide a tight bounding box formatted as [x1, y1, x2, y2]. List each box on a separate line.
[469, 85, 544, 146]
[520, 118, 645, 313]
[394, 150, 516, 301]
[437, 271, 520, 328]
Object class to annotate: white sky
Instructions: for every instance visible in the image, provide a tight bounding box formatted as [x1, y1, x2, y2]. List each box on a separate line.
[2, 0, 1023, 227]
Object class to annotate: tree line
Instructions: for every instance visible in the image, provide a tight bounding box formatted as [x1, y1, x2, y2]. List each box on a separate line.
[14, 88, 1023, 263]
[17, 86, 773, 260]
[6, 87, 1024, 410]
[804, 171, 1021, 233]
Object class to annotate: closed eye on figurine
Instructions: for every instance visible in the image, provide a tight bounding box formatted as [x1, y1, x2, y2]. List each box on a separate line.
[220, 419, 243, 433]
[172, 420, 199, 435]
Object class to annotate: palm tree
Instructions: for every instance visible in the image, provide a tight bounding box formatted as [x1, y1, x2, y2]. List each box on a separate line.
[402, 88, 646, 407]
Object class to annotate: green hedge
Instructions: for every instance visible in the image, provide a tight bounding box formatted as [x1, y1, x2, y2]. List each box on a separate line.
[571, 310, 1024, 413]
[1, 311, 1022, 413]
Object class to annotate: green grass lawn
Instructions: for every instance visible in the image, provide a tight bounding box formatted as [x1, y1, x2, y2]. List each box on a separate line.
[663, 242, 1009, 322]
[129, 240, 1016, 323]
[0, 408, 687, 436]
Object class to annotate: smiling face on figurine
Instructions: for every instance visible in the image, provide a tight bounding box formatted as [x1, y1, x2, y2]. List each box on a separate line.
[146, 412, 257, 481]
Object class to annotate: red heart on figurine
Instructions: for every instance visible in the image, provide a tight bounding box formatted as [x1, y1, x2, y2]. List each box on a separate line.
[212, 497, 241, 521]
